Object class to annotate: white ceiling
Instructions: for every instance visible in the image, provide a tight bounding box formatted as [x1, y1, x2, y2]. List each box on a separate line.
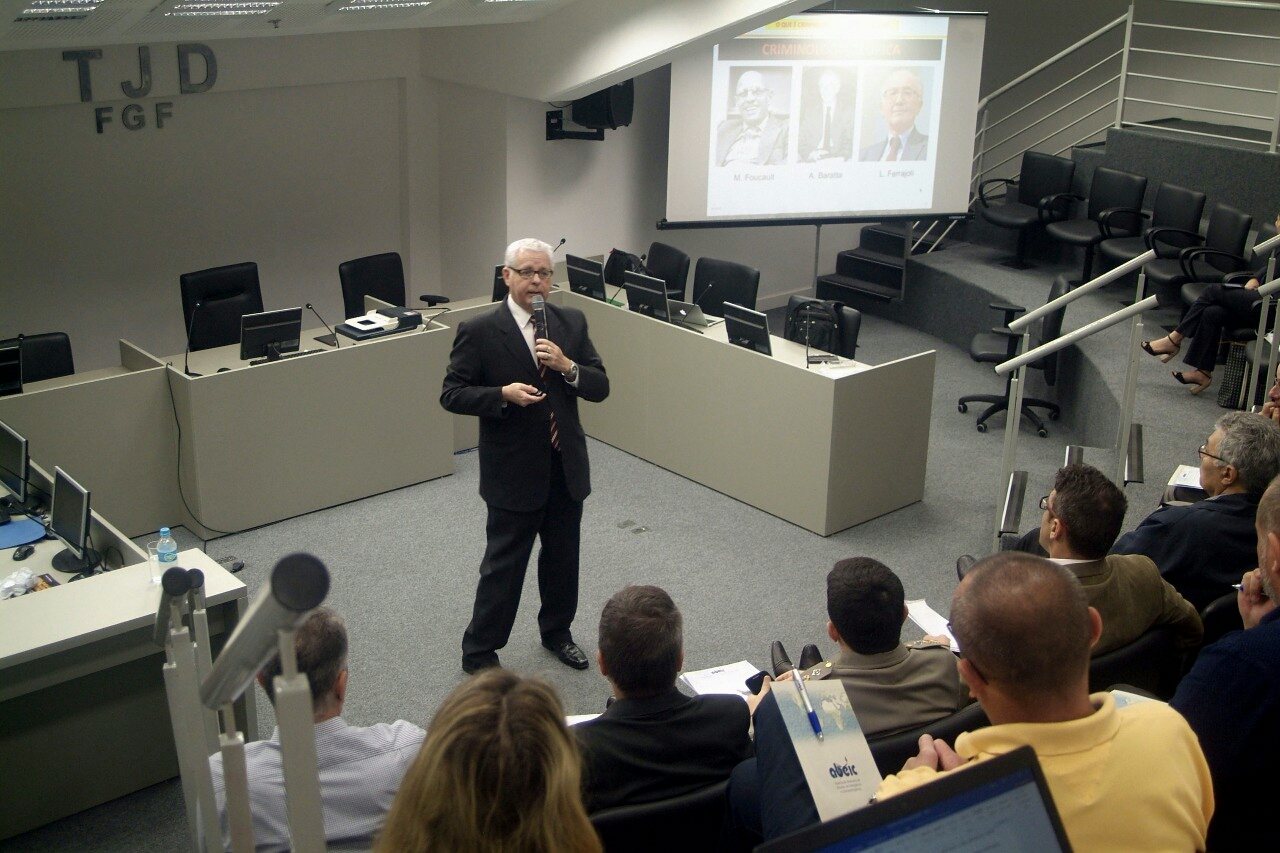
[0, 0, 579, 52]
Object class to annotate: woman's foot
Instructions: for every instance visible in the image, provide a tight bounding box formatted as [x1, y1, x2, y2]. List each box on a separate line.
[1172, 369, 1213, 395]
[1142, 335, 1181, 363]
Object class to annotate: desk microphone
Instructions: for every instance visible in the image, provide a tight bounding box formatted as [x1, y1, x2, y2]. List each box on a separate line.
[184, 301, 203, 377]
[695, 279, 716, 311]
[306, 303, 340, 348]
[153, 565, 193, 647]
[550, 237, 567, 255]
[420, 306, 451, 329]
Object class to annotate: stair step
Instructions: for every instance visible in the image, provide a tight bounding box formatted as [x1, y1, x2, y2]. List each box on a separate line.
[817, 274, 901, 303]
[835, 247, 904, 288]
[862, 222, 946, 256]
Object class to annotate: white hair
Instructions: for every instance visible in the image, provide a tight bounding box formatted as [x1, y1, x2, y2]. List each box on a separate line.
[504, 238, 554, 268]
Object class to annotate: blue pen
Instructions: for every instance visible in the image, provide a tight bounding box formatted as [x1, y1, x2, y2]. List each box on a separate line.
[791, 667, 824, 741]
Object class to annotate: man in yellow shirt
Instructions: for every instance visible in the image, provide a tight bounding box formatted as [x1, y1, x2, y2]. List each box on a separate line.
[877, 552, 1213, 853]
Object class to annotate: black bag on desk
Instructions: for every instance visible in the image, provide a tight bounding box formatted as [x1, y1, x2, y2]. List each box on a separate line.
[785, 300, 841, 354]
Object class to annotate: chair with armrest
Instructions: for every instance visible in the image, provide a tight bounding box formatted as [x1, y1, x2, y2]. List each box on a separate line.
[837, 305, 862, 361]
[867, 702, 991, 777]
[782, 296, 862, 360]
[0, 332, 75, 383]
[1098, 182, 1206, 271]
[645, 242, 691, 302]
[1143, 203, 1252, 308]
[338, 251, 448, 320]
[958, 274, 1070, 437]
[977, 150, 1077, 269]
[692, 257, 760, 318]
[589, 779, 728, 853]
[1088, 625, 1183, 700]
[180, 262, 265, 352]
[1044, 166, 1148, 281]
[1180, 220, 1279, 310]
[1181, 591, 1246, 676]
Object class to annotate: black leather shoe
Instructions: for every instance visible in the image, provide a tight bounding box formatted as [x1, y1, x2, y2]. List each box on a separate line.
[544, 641, 590, 670]
[462, 654, 499, 675]
[770, 640, 794, 677]
[798, 644, 823, 671]
[956, 554, 977, 581]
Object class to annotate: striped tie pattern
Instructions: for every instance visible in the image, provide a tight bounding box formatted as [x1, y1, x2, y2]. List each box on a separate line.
[539, 361, 560, 451]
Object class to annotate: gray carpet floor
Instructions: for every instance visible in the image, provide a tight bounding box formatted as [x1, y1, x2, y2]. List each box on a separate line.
[0, 243, 1230, 852]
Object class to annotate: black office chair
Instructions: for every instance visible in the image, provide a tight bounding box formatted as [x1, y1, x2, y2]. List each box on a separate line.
[867, 703, 990, 777]
[179, 262, 265, 352]
[837, 305, 862, 360]
[1143, 203, 1252, 308]
[691, 257, 760, 318]
[977, 150, 1077, 269]
[0, 332, 75, 384]
[958, 274, 1070, 437]
[1098, 182, 1206, 271]
[1088, 625, 1183, 700]
[1181, 591, 1246, 675]
[1044, 166, 1148, 281]
[645, 242, 691, 302]
[1181, 220, 1279, 309]
[338, 251, 448, 319]
[589, 779, 728, 853]
[783, 296, 861, 360]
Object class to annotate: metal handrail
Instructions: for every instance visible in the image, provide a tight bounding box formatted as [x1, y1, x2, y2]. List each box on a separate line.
[997, 295, 1158, 377]
[1135, 21, 1280, 40]
[978, 14, 1128, 109]
[1007, 249, 1156, 334]
[1127, 46, 1280, 68]
[1125, 72, 1279, 95]
[983, 54, 1122, 135]
[985, 81, 1119, 153]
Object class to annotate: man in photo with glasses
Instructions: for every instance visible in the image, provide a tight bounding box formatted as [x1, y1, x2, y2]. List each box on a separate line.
[716, 69, 789, 167]
[858, 68, 929, 162]
[442, 238, 609, 675]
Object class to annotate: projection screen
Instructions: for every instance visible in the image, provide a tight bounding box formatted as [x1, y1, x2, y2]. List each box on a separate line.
[663, 11, 987, 227]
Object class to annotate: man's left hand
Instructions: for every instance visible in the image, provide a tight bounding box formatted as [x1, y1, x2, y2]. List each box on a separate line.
[901, 734, 965, 772]
[535, 338, 572, 374]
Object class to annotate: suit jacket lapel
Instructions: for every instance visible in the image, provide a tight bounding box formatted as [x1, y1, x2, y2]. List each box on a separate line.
[496, 301, 540, 383]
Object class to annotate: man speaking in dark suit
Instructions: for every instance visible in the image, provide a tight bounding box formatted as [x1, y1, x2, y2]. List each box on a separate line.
[441, 238, 609, 675]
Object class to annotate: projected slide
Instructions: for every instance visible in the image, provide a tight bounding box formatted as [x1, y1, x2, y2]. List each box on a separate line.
[666, 12, 985, 226]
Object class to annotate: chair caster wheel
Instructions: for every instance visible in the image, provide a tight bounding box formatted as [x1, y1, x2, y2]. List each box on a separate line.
[976, 422, 987, 433]
[958, 402, 968, 413]
[1038, 428, 1049, 438]
[1048, 411, 1059, 421]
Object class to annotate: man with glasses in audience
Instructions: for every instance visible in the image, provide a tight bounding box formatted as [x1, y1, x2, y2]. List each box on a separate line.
[442, 238, 609, 674]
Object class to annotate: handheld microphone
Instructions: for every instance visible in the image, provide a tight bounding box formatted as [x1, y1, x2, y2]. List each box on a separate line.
[531, 294, 549, 341]
[184, 301, 203, 377]
[153, 565, 194, 647]
[306, 303, 340, 348]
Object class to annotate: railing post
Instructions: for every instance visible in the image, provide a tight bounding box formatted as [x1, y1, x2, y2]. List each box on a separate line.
[1271, 68, 1280, 153]
[1116, 270, 1147, 485]
[995, 333, 1031, 544]
[973, 105, 990, 197]
[1115, 4, 1136, 128]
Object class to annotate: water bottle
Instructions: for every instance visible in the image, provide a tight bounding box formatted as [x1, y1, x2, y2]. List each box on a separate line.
[157, 527, 178, 568]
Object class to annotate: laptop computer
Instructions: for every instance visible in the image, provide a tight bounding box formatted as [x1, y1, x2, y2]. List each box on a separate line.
[566, 254, 607, 301]
[757, 746, 1073, 853]
[667, 297, 719, 327]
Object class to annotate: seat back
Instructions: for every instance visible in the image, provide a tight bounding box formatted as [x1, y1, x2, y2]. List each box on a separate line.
[1200, 591, 1245, 648]
[0, 332, 74, 384]
[1203, 203, 1253, 271]
[339, 252, 407, 319]
[1086, 167, 1147, 226]
[180, 262, 265, 352]
[1250, 220, 1279, 274]
[589, 779, 728, 853]
[1031, 274, 1072, 386]
[1149, 182, 1206, 234]
[692, 257, 761, 318]
[867, 703, 991, 777]
[1088, 626, 1183, 699]
[1015, 151, 1076, 207]
[837, 305, 862, 360]
[645, 242, 691, 301]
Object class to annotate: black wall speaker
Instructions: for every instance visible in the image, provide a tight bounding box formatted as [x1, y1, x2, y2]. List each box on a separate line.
[571, 79, 634, 130]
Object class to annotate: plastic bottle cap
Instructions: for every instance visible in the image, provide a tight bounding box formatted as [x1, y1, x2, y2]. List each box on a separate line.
[160, 527, 170, 536]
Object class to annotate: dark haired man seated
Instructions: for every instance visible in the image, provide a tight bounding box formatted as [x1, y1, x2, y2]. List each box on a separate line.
[1034, 463, 1202, 653]
[208, 607, 425, 852]
[573, 585, 753, 813]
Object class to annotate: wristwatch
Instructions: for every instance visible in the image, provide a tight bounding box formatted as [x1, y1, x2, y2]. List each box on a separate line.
[563, 362, 579, 382]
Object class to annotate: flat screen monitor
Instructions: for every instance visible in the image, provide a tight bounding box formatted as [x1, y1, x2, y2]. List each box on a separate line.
[0, 345, 20, 398]
[50, 466, 101, 574]
[492, 264, 507, 302]
[0, 418, 28, 507]
[723, 302, 772, 356]
[623, 270, 670, 322]
[240, 307, 303, 362]
[758, 746, 1073, 853]
[566, 254, 607, 301]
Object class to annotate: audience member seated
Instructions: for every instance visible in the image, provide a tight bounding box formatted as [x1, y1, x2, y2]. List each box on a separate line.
[375, 669, 600, 853]
[209, 607, 425, 853]
[1171, 474, 1280, 853]
[574, 585, 752, 813]
[1141, 214, 1280, 394]
[876, 553, 1213, 853]
[1261, 359, 1280, 425]
[1033, 464, 1202, 653]
[720, 557, 970, 847]
[1112, 411, 1280, 610]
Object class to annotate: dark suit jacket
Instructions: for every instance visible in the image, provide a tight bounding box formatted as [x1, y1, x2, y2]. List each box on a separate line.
[1066, 554, 1203, 654]
[798, 102, 854, 161]
[1110, 492, 1259, 611]
[858, 127, 929, 162]
[575, 688, 752, 813]
[715, 115, 789, 166]
[440, 299, 608, 512]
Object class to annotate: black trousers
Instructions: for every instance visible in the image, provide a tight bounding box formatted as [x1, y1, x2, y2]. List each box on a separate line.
[461, 452, 583, 667]
[1176, 283, 1261, 373]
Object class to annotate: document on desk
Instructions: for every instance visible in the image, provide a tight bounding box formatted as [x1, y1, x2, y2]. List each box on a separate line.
[907, 599, 959, 652]
[1171, 464, 1202, 489]
[678, 660, 760, 699]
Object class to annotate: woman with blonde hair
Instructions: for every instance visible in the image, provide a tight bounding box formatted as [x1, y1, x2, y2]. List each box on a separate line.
[375, 669, 601, 853]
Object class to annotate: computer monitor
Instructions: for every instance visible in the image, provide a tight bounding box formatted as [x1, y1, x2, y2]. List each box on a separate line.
[757, 746, 1073, 853]
[240, 307, 303, 362]
[0, 418, 28, 507]
[0, 345, 20, 398]
[566, 254, 607, 301]
[50, 466, 101, 574]
[623, 270, 670, 322]
[723, 302, 772, 356]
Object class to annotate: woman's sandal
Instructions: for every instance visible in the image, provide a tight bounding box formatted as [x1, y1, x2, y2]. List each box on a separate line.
[1172, 370, 1212, 395]
[1141, 335, 1180, 363]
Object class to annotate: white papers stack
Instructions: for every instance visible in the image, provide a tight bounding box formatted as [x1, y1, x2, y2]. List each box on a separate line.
[906, 599, 959, 653]
[678, 660, 760, 700]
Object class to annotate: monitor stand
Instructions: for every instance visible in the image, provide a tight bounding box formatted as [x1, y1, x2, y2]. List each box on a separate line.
[52, 546, 101, 574]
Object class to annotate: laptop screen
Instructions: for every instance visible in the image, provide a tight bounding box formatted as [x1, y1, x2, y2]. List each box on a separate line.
[759, 747, 1072, 853]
